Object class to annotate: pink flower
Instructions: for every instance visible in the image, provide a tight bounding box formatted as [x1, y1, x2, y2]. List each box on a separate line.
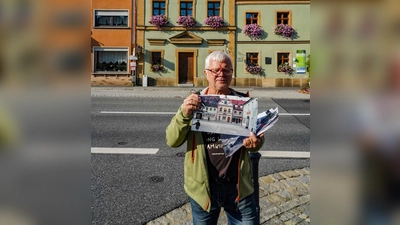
[204, 16, 224, 29]
[151, 64, 165, 72]
[278, 63, 295, 76]
[149, 15, 169, 30]
[242, 24, 263, 40]
[245, 64, 263, 75]
[176, 15, 196, 28]
[273, 24, 296, 39]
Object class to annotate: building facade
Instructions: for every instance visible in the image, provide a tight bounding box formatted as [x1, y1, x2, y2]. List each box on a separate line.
[91, 0, 136, 86]
[91, 0, 310, 87]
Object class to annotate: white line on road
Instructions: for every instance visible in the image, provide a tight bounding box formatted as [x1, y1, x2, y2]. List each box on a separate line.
[259, 151, 310, 158]
[91, 148, 308, 158]
[100, 111, 177, 115]
[100, 111, 309, 116]
[91, 148, 159, 154]
[280, 113, 310, 116]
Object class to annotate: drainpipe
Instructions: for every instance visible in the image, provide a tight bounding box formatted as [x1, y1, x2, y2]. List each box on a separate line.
[131, 0, 137, 85]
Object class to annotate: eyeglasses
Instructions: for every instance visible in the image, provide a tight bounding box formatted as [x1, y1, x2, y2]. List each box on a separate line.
[205, 68, 233, 76]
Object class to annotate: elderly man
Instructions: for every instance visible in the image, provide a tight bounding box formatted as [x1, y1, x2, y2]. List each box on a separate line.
[166, 51, 264, 225]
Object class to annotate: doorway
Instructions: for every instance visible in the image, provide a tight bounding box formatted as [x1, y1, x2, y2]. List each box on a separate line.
[178, 52, 194, 84]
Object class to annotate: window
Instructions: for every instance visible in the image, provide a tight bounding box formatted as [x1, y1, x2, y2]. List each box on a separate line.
[93, 47, 128, 72]
[276, 11, 291, 25]
[207, 1, 220, 16]
[180, 1, 193, 16]
[246, 12, 258, 25]
[94, 10, 128, 27]
[277, 52, 291, 68]
[151, 52, 162, 65]
[153, 1, 166, 15]
[246, 52, 259, 65]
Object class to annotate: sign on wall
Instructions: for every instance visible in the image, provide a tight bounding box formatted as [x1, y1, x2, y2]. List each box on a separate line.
[295, 50, 306, 74]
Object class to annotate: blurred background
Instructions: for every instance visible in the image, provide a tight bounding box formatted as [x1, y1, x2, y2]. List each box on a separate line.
[0, 0, 89, 224]
[312, 0, 400, 224]
[0, 0, 399, 224]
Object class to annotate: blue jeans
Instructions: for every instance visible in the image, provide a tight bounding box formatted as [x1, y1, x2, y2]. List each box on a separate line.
[190, 181, 257, 225]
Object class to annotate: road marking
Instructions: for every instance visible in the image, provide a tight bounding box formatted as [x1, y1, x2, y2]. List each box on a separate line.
[259, 151, 310, 158]
[91, 147, 159, 154]
[280, 113, 310, 116]
[100, 111, 176, 115]
[100, 111, 309, 116]
[90, 148, 308, 158]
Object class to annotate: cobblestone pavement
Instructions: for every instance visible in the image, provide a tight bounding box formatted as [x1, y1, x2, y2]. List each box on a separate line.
[146, 168, 310, 225]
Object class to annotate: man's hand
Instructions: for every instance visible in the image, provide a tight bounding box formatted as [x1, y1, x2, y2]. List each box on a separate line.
[182, 94, 201, 116]
[243, 132, 264, 149]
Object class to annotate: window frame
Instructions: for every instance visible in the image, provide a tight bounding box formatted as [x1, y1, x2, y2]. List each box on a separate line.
[179, 1, 193, 16]
[151, 0, 168, 17]
[275, 10, 292, 26]
[150, 50, 165, 66]
[244, 11, 261, 26]
[245, 52, 260, 65]
[178, 0, 196, 17]
[93, 9, 129, 28]
[244, 51, 261, 74]
[206, 1, 222, 17]
[276, 51, 292, 72]
[93, 47, 129, 73]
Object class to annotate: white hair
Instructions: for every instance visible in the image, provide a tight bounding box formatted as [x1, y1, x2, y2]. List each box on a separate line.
[205, 51, 232, 68]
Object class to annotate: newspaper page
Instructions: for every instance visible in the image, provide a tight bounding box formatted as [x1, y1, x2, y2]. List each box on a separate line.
[191, 95, 258, 136]
[221, 107, 279, 157]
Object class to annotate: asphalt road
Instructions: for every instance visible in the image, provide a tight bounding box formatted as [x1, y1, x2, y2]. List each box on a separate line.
[91, 97, 310, 224]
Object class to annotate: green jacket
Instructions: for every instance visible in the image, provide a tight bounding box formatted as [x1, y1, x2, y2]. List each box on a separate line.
[165, 88, 264, 212]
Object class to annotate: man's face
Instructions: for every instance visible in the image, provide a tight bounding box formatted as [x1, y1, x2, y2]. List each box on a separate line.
[204, 59, 233, 93]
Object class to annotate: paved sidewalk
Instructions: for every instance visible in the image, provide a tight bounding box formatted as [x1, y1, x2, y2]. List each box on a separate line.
[91, 87, 310, 99]
[146, 168, 310, 225]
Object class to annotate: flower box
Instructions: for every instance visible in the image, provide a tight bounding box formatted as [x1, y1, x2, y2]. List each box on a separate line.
[176, 15, 196, 28]
[204, 16, 224, 29]
[242, 24, 263, 40]
[277, 63, 295, 76]
[151, 64, 165, 72]
[245, 64, 263, 75]
[273, 24, 296, 39]
[149, 15, 169, 30]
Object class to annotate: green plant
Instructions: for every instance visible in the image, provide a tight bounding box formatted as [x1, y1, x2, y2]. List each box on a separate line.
[277, 63, 295, 76]
[177, 15, 196, 28]
[204, 16, 224, 29]
[151, 63, 165, 72]
[149, 15, 169, 30]
[242, 24, 263, 40]
[306, 54, 310, 78]
[245, 63, 263, 75]
[273, 24, 296, 40]
[305, 54, 310, 88]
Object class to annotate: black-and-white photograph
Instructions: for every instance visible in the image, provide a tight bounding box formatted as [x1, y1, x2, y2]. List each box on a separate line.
[191, 95, 258, 136]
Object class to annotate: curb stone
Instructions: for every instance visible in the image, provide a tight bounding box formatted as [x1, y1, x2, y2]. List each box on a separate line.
[146, 168, 310, 225]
